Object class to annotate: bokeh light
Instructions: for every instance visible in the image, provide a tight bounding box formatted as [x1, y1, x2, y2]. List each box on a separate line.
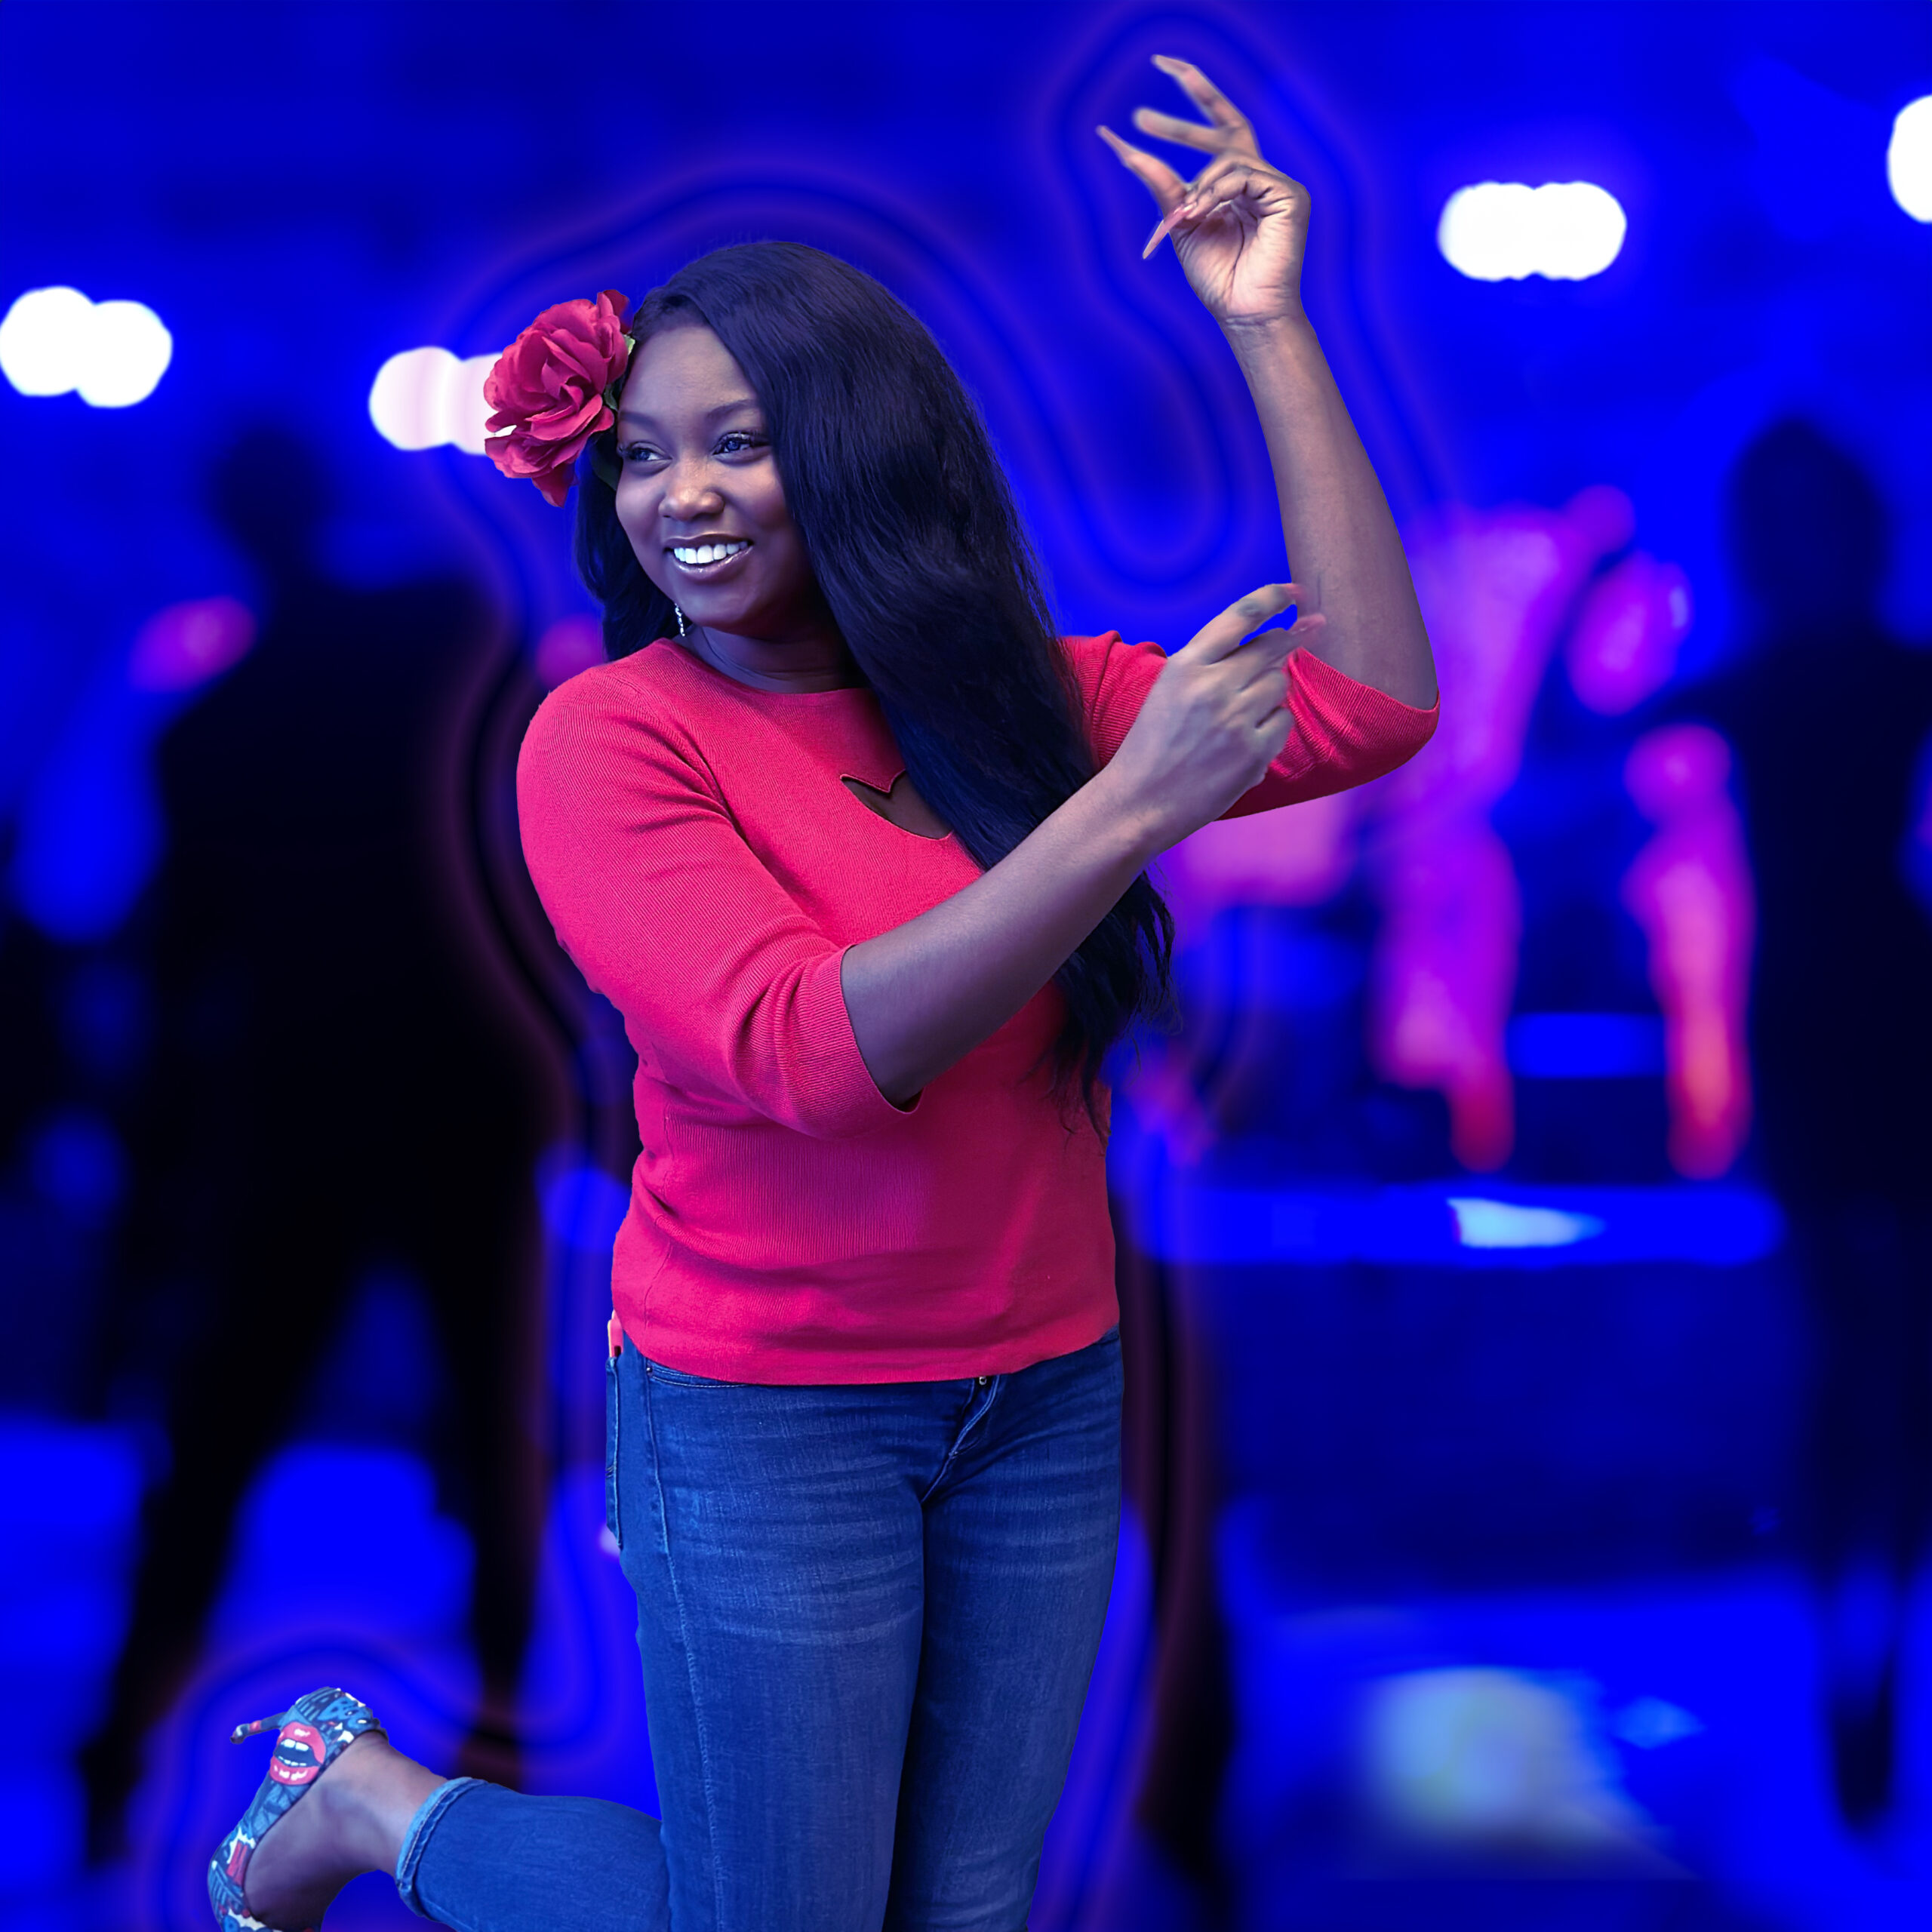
[368, 344, 497, 454]
[1447, 1197, 1606, 1249]
[1887, 94, 1932, 220]
[1437, 182, 1628, 281]
[0, 285, 172, 405]
[1359, 1668, 1656, 1857]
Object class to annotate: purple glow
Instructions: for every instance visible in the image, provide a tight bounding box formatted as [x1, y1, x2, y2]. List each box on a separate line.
[1621, 725, 1755, 1178]
[534, 615, 607, 691]
[125, 597, 256, 694]
[1565, 552, 1694, 716]
[1366, 489, 1635, 1169]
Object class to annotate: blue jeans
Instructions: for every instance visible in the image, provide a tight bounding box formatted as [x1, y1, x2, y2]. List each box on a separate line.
[396, 1327, 1122, 1931]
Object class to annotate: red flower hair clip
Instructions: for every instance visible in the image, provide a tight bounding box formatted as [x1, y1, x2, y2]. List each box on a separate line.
[483, 289, 634, 506]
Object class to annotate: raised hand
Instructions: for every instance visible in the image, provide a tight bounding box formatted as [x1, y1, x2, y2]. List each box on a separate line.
[1097, 55, 1309, 328]
[1105, 586, 1326, 851]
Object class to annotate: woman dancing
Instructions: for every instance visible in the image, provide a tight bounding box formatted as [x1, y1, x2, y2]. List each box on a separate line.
[208, 55, 1436, 1932]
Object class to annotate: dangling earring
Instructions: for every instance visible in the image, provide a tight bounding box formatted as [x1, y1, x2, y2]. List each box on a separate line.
[673, 605, 688, 638]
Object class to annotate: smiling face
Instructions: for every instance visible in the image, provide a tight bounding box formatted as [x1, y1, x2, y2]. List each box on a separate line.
[612, 322, 832, 656]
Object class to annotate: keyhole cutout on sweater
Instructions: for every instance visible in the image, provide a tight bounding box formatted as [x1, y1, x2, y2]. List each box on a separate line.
[841, 772, 951, 841]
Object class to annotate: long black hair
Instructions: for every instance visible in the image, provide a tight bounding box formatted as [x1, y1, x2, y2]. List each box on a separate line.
[573, 240, 1171, 1121]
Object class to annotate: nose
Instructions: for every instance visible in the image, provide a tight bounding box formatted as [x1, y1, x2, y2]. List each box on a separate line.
[661, 459, 724, 524]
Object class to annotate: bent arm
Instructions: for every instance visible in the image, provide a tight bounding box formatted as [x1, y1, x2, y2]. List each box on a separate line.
[841, 764, 1157, 1106]
[1226, 313, 1438, 710]
[522, 638, 1432, 1131]
[520, 674, 1166, 1127]
[846, 621, 1438, 1108]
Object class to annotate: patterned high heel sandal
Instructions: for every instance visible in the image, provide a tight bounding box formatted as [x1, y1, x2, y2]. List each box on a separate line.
[208, 1687, 385, 1932]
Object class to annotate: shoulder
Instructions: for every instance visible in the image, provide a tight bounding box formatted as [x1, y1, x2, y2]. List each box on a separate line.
[518, 642, 709, 804]
[523, 641, 694, 752]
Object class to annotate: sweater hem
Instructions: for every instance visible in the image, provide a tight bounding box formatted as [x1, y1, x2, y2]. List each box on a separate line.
[611, 1296, 1119, 1386]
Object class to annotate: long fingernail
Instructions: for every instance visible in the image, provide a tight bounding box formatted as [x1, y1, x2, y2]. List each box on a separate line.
[1141, 206, 1186, 258]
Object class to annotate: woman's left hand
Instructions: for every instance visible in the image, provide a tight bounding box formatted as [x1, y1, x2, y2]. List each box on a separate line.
[1098, 55, 1309, 328]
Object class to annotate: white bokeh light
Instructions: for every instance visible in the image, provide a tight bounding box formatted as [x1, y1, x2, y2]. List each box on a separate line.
[0, 285, 93, 395]
[368, 346, 497, 455]
[1888, 95, 1932, 222]
[0, 286, 173, 405]
[1438, 182, 1628, 281]
[79, 300, 174, 407]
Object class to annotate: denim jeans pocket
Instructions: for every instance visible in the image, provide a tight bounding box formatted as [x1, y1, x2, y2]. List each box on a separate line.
[643, 1357, 738, 1389]
[603, 1352, 622, 1550]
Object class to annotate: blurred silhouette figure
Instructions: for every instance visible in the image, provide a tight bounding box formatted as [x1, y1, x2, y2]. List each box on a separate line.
[1140, 488, 1703, 1184]
[1620, 724, 1755, 1179]
[1367, 487, 1637, 1169]
[1684, 417, 1932, 1829]
[81, 428, 556, 1854]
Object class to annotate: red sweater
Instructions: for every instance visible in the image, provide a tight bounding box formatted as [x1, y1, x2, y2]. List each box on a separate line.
[517, 632, 1435, 1382]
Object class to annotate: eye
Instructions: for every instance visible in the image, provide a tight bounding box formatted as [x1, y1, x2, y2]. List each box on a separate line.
[716, 431, 766, 456]
[619, 441, 663, 466]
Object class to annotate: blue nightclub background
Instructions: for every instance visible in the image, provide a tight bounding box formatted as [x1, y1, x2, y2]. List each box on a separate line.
[2, 2, 1929, 1927]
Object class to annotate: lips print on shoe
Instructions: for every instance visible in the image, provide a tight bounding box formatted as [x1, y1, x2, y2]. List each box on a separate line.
[208, 1687, 384, 1931]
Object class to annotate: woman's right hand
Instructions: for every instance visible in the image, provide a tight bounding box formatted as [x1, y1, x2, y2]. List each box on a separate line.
[1102, 583, 1321, 853]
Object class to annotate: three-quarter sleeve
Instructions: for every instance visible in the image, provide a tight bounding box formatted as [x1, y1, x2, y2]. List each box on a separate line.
[516, 677, 910, 1140]
[1067, 629, 1438, 815]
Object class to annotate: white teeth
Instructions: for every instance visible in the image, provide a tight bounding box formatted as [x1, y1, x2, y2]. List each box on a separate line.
[672, 540, 749, 567]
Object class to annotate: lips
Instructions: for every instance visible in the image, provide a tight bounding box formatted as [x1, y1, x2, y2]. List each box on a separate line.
[268, 1719, 328, 1786]
[667, 541, 751, 582]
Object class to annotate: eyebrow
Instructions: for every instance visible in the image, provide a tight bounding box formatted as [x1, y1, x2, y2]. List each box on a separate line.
[616, 396, 762, 429]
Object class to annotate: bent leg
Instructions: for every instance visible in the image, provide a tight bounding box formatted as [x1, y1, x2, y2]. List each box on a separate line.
[886, 1331, 1123, 1932]
[401, 1780, 669, 1932]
